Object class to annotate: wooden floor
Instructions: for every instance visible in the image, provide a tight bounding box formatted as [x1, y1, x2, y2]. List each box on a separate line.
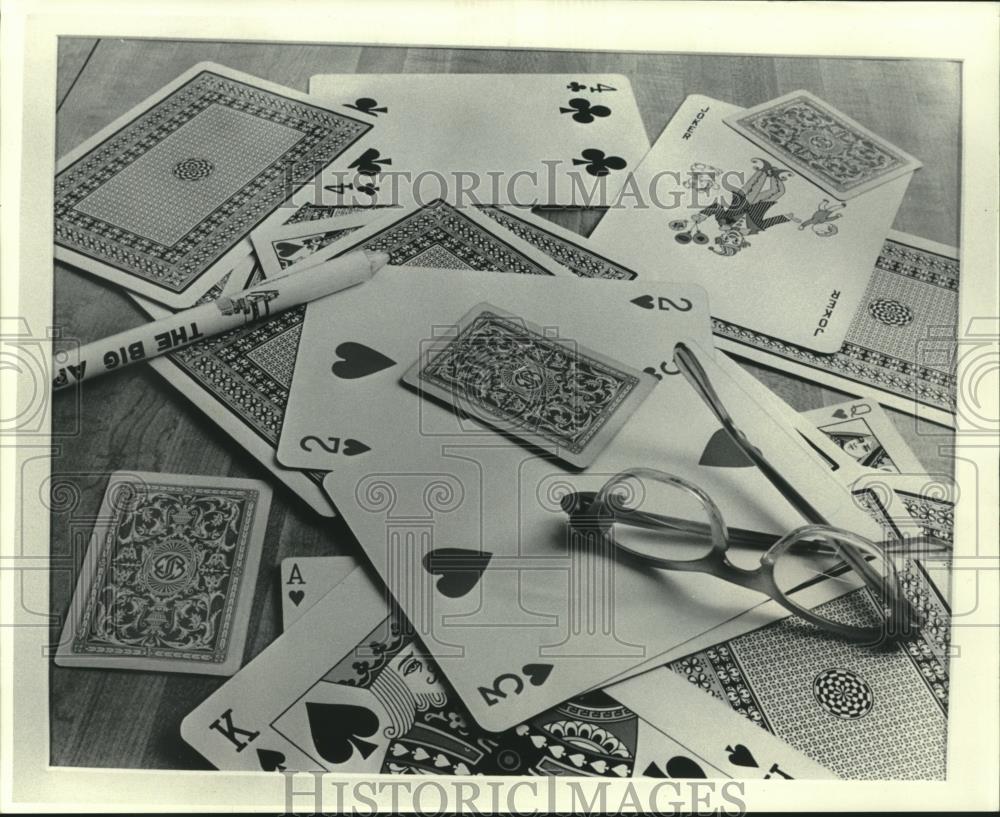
[50, 38, 961, 769]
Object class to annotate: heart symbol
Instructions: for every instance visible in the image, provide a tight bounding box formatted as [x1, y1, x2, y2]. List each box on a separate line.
[412, 747, 429, 761]
[288, 590, 305, 607]
[331, 342, 396, 380]
[342, 438, 371, 457]
[698, 428, 753, 468]
[726, 743, 759, 768]
[522, 663, 553, 687]
[631, 294, 655, 310]
[275, 241, 304, 260]
[422, 548, 493, 599]
[833, 408, 848, 419]
[390, 743, 408, 757]
[256, 748, 286, 772]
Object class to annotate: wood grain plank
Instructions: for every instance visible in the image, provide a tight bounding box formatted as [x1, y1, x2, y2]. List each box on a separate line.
[56, 37, 99, 110]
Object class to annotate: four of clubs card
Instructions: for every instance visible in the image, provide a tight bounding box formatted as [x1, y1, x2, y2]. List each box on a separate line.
[307, 74, 650, 206]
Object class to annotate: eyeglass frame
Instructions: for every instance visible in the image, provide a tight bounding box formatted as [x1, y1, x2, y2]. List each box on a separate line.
[564, 341, 922, 645]
[570, 466, 913, 644]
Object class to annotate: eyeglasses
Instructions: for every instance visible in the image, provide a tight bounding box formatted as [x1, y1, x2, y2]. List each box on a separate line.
[561, 341, 927, 645]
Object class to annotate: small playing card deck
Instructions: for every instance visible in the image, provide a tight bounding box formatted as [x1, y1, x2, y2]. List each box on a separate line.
[56, 471, 271, 676]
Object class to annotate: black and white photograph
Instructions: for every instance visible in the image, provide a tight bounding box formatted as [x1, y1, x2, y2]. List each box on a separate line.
[1, 1, 997, 813]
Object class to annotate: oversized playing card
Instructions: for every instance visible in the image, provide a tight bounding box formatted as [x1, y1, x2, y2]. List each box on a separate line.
[130, 262, 336, 518]
[182, 565, 831, 778]
[805, 398, 925, 475]
[55, 62, 373, 307]
[724, 90, 922, 200]
[298, 265, 882, 730]
[55, 470, 271, 674]
[591, 94, 915, 353]
[714, 230, 959, 427]
[306, 74, 650, 207]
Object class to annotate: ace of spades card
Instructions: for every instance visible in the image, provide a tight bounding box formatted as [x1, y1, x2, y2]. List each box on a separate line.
[305, 74, 650, 207]
[277, 260, 882, 731]
[591, 93, 917, 353]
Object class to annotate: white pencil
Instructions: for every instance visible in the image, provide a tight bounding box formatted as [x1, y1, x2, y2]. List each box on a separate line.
[52, 250, 389, 391]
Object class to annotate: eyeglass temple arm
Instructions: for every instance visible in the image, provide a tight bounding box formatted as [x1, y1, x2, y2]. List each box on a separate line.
[672, 343, 915, 627]
[561, 492, 948, 556]
[674, 344, 830, 526]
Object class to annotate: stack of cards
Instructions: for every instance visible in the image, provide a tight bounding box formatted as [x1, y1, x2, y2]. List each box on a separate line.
[53, 61, 954, 780]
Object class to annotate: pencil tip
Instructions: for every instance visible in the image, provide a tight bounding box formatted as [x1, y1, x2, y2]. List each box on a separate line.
[363, 250, 390, 272]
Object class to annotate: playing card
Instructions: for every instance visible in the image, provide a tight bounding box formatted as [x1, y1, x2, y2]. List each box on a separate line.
[55, 62, 374, 308]
[724, 90, 922, 201]
[251, 211, 377, 279]
[280, 556, 358, 629]
[851, 472, 955, 547]
[55, 470, 271, 675]
[183, 565, 831, 778]
[477, 204, 638, 280]
[631, 501, 953, 780]
[612, 552, 948, 781]
[804, 399, 925, 475]
[591, 94, 914, 353]
[129, 263, 335, 518]
[303, 266, 883, 730]
[306, 74, 650, 207]
[400, 303, 657, 469]
[715, 230, 959, 427]
[475, 210, 958, 426]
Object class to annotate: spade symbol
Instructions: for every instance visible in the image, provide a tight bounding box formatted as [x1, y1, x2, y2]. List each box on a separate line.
[422, 548, 493, 598]
[698, 428, 754, 468]
[725, 743, 759, 768]
[631, 294, 655, 310]
[345, 97, 388, 116]
[666, 755, 708, 778]
[256, 748, 287, 772]
[833, 408, 848, 419]
[643, 755, 707, 778]
[572, 148, 627, 178]
[349, 147, 392, 177]
[522, 663, 553, 687]
[288, 590, 305, 607]
[331, 342, 396, 379]
[559, 98, 611, 124]
[306, 702, 379, 765]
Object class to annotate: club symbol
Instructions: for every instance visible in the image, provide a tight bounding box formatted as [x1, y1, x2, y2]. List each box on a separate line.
[571, 148, 627, 178]
[349, 147, 392, 176]
[567, 81, 587, 92]
[345, 97, 388, 116]
[560, 98, 611, 124]
[324, 181, 380, 197]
